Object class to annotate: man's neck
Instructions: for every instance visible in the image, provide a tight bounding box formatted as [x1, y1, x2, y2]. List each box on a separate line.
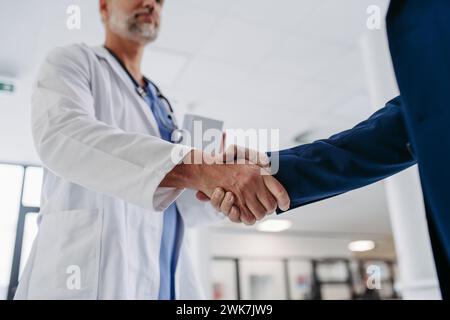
[105, 33, 146, 87]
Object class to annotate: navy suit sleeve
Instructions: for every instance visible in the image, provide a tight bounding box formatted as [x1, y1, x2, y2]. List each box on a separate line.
[270, 96, 416, 211]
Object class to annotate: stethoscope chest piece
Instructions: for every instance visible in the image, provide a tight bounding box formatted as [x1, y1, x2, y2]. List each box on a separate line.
[171, 129, 189, 144]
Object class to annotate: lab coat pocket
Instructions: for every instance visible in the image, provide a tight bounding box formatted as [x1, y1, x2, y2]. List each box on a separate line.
[28, 209, 103, 300]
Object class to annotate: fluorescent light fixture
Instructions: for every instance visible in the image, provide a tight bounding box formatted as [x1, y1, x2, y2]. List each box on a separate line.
[257, 219, 292, 232]
[348, 240, 376, 252]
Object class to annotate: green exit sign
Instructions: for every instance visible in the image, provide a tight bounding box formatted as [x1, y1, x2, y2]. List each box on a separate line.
[0, 82, 15, 93]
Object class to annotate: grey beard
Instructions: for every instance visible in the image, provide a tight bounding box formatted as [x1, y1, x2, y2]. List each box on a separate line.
[109, 10, 159, 44]
[129, 22, 159, 43]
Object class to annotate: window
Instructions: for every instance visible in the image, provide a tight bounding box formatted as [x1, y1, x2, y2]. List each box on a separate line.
[0, 163, 42, 300]
[0, 164, 24, 300]
[22, 167, 43, 208]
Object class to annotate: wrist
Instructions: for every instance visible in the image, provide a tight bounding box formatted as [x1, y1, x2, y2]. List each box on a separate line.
[179, 150, 203, 189]
[182, 150, 216, 191]
[159, 150, 218, 192]
[159, 150, 201, 189]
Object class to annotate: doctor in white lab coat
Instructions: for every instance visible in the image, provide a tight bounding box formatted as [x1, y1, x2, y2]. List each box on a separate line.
[14, 0, 290, 300]
[14, 40, 222, 299]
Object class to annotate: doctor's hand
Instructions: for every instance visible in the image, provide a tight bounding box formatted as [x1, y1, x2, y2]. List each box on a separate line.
[202, 164, 289, 225]
[198, 173, 289, 224]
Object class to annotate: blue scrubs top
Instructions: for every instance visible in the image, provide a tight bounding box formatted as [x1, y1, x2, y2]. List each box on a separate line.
[143, 81, 182, 300]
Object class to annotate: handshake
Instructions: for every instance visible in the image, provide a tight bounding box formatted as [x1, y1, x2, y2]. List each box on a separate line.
[161, 145, 291, 225]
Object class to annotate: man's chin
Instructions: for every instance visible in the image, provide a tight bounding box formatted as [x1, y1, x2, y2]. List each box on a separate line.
[139, 27, 159, 43]
[129, 34, 158, 45]
[125, 24, 159, 44]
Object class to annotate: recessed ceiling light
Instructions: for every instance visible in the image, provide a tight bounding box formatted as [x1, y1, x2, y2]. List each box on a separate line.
[348, 240, 376, 252]
[256, 219, 292, 232]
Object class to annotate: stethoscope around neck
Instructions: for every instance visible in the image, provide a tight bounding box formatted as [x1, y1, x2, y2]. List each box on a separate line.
[104, 46, 187, 144]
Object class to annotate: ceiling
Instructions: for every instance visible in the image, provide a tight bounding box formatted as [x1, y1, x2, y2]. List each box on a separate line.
[0, 0, 395, 237]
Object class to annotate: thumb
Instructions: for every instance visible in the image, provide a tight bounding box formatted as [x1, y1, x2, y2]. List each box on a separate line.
[263, 175, 290, 211]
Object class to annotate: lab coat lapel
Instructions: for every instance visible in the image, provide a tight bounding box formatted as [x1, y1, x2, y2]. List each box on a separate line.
[91, 45, 162, 138]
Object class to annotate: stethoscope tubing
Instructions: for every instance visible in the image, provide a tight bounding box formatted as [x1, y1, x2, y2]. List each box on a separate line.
[105, 46, 184, 143]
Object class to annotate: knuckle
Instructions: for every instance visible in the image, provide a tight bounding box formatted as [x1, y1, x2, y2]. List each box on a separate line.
[242, 173, 253, 185]
[225, 192, 234, 203]
[278, 187, 288, 198]
[213, 188, 224, 198]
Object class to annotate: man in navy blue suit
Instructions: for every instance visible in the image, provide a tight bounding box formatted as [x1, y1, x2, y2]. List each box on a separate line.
[269, 0, 450, 298]
[385, 0, 450, 298]
[205, 0, 450, 298]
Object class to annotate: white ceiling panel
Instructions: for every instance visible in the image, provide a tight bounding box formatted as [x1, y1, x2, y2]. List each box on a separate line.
[179, 0, 231, 15]
[170, 57, 251, 102]
[233, 71, 304, 107]
[292, 0, 389, 46]
[227, 0, 318, 32]
[142, 48, 190, 87]
[258, 34, 350, 83]
[156, 1, 218, 54]
[198, 17, 279, 67]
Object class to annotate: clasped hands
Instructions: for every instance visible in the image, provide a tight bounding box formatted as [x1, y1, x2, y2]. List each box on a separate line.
[193, 145, 290, 225]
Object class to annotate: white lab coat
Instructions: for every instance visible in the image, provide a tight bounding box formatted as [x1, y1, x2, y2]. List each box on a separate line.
[14, 43, 223, 300]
